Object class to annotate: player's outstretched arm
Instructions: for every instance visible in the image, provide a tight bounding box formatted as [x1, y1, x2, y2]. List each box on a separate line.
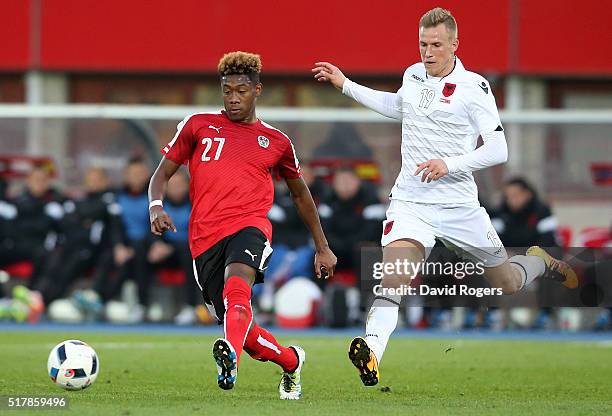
[148, 156, 180, 236]
[285, 177, 337, 279]
[312, 61, 402, 120]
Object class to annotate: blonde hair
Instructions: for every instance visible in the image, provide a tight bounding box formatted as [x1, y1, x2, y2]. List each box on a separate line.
[218, 51, 262, 82]
[419, 8, 458, 39]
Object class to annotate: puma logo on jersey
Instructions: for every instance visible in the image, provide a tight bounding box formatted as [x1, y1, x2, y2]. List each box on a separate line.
[208, 125, 222, 134]
[478, 82, 489, 94]
[244, 249, 257, 262]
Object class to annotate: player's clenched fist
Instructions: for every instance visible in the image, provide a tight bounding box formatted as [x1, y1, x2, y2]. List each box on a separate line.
[312, 62, 347, 91]
[314, 246, 337, 279]
[414, 159, 449, 183]
[149, 205, 177, 235]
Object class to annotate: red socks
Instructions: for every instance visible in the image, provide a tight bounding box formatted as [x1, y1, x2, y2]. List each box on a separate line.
[223, 276, 253, 365]
[223, 276, 298, 372]
[244, 324, 298, 373]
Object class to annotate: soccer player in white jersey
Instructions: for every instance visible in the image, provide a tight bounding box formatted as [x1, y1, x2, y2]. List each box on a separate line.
[313, 7, 578, 386]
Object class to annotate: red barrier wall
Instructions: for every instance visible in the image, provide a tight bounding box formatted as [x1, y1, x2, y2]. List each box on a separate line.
[1, 1, 610, 76]
[517, 2, 612, 75]
[1, 1, 31, 70]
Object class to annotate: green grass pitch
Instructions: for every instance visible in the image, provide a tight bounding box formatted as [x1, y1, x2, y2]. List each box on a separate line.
[1, 331, 611, 415]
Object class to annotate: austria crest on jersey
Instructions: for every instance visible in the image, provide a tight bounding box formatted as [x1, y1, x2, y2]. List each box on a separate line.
[258, 135, 270, 148]
[443, 83, 456, 97]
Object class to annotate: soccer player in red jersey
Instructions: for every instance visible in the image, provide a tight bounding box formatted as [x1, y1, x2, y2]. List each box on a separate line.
[148, 51, 337, 399]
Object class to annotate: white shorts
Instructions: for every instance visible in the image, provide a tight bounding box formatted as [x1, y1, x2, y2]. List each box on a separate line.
[381, 199, 508, 267]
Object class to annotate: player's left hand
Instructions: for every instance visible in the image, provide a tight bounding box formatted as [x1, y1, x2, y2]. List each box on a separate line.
[149, 206, 177, 236]
[314, 247, 337, 279]
[414, 159, 449, 183]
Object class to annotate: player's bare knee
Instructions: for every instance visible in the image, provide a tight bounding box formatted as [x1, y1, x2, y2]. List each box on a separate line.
[380, 239, 425, 287]
[381, 274, 412, 288]
[224, 263, 256, 286]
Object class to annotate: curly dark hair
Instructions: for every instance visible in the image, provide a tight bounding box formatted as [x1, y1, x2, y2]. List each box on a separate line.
[218, 51, 262, 83]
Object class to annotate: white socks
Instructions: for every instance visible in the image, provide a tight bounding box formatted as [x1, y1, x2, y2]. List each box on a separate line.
[509, 255, 546, 289]
[364, 295, 401, 364]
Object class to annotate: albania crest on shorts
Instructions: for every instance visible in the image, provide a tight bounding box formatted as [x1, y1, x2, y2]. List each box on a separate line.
[258, 135, 269, 148]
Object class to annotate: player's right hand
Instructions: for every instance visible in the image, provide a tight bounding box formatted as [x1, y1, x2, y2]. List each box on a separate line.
[312, 62, 346, 91]
[149, 206, 177, 236]
[314, 246, 337, 279]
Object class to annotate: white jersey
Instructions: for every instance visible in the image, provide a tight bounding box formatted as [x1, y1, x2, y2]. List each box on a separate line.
[343, 57, 504, 204]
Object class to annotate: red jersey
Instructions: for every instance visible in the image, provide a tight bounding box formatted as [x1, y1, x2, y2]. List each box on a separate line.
[161, 111, 301, 258]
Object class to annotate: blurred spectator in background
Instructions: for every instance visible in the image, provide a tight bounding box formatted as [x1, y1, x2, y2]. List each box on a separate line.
[35, 167, 123, 305]
[0, 178, 6, 197]
[491, 177, 559, 329]
[459, 198, 503, 330]
[87, 157, 152, 322]
[492, 178, 557, 248]
[259, 180, 316, 311]
[313, 123, 373, 159]
[0, 177, 7, 200]
[0, 177, 11, 298]
[301, 164, 331, 205]
[0, 177, 13, 252]
[318, 166, 385, 286]
[146, 169, 197, 324]
[0, 166, 64, 288]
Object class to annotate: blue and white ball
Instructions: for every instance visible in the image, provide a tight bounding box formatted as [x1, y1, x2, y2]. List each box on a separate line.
[47, 340, 99, 390]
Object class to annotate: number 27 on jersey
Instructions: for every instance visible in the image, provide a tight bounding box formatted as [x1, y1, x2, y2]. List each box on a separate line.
[201, 137, 225, 161]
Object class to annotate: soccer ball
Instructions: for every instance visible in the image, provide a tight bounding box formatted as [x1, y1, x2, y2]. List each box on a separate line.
[47, 340, 99, 390]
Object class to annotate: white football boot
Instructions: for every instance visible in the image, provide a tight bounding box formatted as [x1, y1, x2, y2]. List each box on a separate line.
[279, 346, 305, 400]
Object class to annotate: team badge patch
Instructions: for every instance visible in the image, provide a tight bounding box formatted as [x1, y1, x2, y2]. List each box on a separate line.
[442, 83, 456, 97]
[258, 135, 269, 148]
[383, 220, 394, 236]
